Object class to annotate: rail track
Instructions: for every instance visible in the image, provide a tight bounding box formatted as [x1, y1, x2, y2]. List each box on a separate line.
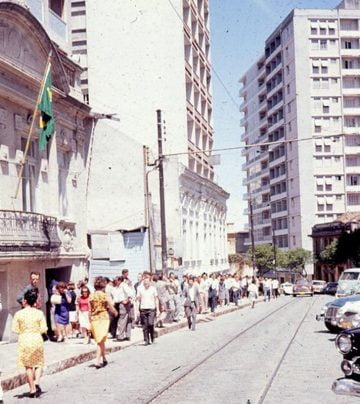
[146, 297, 315, 403]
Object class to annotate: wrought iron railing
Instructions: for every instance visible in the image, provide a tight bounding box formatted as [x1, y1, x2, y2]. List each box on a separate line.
[0, 210, 61, 252]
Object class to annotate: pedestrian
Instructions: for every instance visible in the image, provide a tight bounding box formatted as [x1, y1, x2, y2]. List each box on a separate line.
[67, 281, 78, 338]
[183, 276, 200, 330]
[232, 274, 241, 306]
[116, 276, 134, 342]
[167, 272, 180, 322]
[137, 277, 159, 345]
[199, 273, 209, 313]
[248, 281, 259, 309]
[218, 276, 227, 307]
[109, 277, 121, 339]
[272, 278, 279, 299]
[16, 271, 41, 307]
[51, 282, 71, 342]
[77, 286, 91, 344]
[89, 277, 118, 368]
[263, 278, 272, 302]
[209, 273, 219, 313]
[154, 274, 169, 327]
[12, 289, 47, 398]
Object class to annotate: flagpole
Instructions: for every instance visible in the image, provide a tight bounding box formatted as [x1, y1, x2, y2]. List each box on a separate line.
[13, 50, 52, 200]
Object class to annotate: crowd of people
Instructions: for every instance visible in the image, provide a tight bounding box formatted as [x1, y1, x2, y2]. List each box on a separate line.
[9, 270, 282, 398]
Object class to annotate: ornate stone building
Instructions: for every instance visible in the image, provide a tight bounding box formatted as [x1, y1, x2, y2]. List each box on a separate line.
[0, 1, 91, 341]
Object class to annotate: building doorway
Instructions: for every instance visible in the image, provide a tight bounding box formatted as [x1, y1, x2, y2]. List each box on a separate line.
[45, 266, 71, 338]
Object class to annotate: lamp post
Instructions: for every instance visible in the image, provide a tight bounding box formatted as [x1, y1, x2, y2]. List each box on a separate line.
[272, 226, 277, 279]
[249, 196, 256, 276]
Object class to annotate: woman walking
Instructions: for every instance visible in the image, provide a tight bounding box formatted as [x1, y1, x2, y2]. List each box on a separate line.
[218, 276, 227, 307]
[52, 282, 71, 342]
[77, 286, 91, 344]
[248, 281, 259, 309]
[12, 289, 47, 398]
[90, 277, 117, 368]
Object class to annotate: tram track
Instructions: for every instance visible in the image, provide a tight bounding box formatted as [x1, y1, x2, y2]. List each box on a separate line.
[146, 297, 306, 404]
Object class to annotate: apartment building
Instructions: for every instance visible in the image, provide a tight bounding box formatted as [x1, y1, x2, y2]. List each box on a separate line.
[240, 0, 360, 275]
[82, 0, 229, 274]
[0, 0, 91, 340]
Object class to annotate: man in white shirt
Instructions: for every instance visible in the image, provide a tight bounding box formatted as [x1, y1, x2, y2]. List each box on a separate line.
[116, 276, 134, 341]
[272, 278, 279, 299]
[199, 273, 209, 313]
[209, 273, 219, 313]
[183, 276, 200, 331]
[137, 277, 159, 345]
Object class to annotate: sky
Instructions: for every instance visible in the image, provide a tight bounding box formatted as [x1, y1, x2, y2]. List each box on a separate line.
[210, 0, 340, 230]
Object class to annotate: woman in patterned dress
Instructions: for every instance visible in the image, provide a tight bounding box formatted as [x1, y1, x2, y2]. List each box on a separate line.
[90, 277, 117, 368]
[12, 289, 47, 398]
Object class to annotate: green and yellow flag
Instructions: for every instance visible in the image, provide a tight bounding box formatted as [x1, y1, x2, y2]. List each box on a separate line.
[38, 65, 55, 151]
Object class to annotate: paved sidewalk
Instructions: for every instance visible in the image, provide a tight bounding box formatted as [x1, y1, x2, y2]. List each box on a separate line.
[0, 298, 258, 392]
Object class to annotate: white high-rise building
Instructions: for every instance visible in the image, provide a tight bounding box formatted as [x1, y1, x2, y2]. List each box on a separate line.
[76, 0, 229, 274]
[240, 0, 360, 275]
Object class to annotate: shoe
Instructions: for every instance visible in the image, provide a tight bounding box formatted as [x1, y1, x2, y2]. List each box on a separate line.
[95, 364, 102, 369]
[103, 359, 108, 367]
[29, 392, 36, 398]
[35, 384, 42, 394]
[144, 341, 151, 346]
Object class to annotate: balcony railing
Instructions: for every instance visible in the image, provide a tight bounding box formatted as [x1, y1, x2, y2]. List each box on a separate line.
[0, 210, 61, 252]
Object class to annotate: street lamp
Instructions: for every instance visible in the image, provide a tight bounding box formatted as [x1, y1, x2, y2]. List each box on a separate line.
[272, 226, 277, 279]
[249, 196, 256, 276]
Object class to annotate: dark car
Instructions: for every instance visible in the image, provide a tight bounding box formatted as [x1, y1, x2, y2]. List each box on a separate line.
[332, 328, 360, 397]
[324, 282, 338, 296]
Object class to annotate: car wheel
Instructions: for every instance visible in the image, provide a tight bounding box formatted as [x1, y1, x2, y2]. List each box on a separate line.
[324, 321, 339, 333]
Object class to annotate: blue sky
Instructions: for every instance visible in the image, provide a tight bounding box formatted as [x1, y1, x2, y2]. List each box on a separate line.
[210, 0, 340, 230]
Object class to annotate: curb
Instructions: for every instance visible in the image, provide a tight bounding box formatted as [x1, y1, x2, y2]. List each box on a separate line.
[2, 298, 261, 392]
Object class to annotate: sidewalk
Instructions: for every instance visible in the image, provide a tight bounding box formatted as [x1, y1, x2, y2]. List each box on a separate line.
[1, 298, 257, 392]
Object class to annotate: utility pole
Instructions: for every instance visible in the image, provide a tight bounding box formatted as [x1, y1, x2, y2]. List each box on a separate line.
[272, 226, 277, 279]
[249, 196, 256, 276]
[157, 110, 168, 275]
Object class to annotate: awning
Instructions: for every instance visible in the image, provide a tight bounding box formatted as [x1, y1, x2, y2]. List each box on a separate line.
[322, 99, 330, 106]
[315, 139, 323, 146]
[324, 138, 331, 145]
[325, 177, 333, 185]
[314, 119, 322, 126]
[328, 22, 336, 29]
[317, 197, 325, 204]
[319, 22, 327, 29]
[312, 60, 320, 66]
[316, 177, 324, 185]
[310, 22, 318, 28]
[325, 196, 334, 203]
[321, 60, 329, 66]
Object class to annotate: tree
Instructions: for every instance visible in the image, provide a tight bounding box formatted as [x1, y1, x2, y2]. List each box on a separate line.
[333, 230, 360, 267]
[319, 240, 338, 264]
[249, 244, 275, 275]
[285, 248, 312, 275]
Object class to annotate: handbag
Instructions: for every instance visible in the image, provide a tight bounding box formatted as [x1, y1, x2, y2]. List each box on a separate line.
[50, 294, 62, 305]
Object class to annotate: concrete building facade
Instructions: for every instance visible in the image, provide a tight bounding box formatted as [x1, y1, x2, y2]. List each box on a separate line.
[240, 0, 360, 276]
[82, 0, 229, 275]
[0, 0, 91, 341]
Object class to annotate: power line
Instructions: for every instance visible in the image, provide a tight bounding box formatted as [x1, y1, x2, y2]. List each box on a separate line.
[163, 132, 344, 158]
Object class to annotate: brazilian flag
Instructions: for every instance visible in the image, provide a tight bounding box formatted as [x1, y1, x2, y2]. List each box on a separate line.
[38, 65, 55, 151]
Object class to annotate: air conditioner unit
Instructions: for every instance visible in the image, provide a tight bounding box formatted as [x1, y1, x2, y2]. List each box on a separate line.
[0, 144, 9, 162]
[14, 149, 24, 164]
[40, 158, 48, 173]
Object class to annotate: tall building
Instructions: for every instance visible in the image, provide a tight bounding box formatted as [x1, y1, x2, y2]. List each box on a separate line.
[0, 0, 91, 340]
[240, 0, 360, 275]
[81, 0, 229, 275]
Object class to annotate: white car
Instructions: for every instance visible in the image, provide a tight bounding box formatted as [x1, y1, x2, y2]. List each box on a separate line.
[312, 280, 327, 294]
[280, 282, 293, 295]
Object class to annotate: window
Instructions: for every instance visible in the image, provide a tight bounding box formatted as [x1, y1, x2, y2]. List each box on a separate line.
[344, 60, 353, 69]
[325, 184, 332, 191]
[331, 78, 338, 84]
[321, 66, 328, 74]
[326, 204, 333, 211]
[313, 66, 320, 74]
[58, 150, 70, 217]
[49, 0, 65, 18]
[287, 84, 290, 94]
[21, 138, 38, 212]
[320, 28, 326, 35]
[313, 78, 320, 89]
[315, 145, 322, 152]
[286, 65, 290, 75]
[345, 41, 352, 49]
[311, 27, 317, 35]
[324, 145, 331, 152]
[318, 204, 325, 211]
[320, 40, 327, 49]
[329, 28, 335, 35]
[323, 105, 329, 113]
[336, 195, 342, 200]
[350, 175, 359, 185]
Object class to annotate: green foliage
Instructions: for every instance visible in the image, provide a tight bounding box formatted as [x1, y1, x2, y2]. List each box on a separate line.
[248, 244, 312, 275]
[228, 253, 245, 264]
[319, 240, 338, 264]
[332, 230, 360, 267]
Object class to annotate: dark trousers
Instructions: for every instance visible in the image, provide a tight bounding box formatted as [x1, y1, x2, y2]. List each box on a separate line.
[232, 289, 240, 306]
[209, 292, 217, 313]
[140, 309, 156, 343]
[117, 302, 132, 339]
[109, 302, 120, 337]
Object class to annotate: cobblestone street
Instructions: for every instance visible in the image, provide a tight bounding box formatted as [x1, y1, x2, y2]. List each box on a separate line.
[3, 295, 357, 404]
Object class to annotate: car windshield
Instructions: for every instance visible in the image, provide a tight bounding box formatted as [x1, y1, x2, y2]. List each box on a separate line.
[340, 272, 360, 281]
[295, 280, 310, 286]
[312, 281, 324, 285]
[327, 282, 337, 287]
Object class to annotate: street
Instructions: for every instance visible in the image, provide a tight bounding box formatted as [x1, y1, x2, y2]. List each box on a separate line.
[4, 295, 357, 404]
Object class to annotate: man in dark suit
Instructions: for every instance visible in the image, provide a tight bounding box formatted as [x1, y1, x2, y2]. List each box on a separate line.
[183, 276, 200, 331]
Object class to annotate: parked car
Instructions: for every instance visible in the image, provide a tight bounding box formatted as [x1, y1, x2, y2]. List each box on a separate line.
[317, 294, 360, 333]
[280, 282, 293, 295]
[293, 279, 313, 297]
[332, 328, 360, 398]
[337, 300, 360, 331]
[324, 282, 338, 296]
[337, 268, 360, 298]
[312, 280, 327, 294]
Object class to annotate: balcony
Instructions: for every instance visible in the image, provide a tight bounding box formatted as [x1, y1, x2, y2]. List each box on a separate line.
[341, 48, 360, 57]
[0, 210, 61, 252]
[342, 68, 360, 77]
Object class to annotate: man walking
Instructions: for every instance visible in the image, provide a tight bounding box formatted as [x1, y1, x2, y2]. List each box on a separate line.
[272, 278, 279, 299]
[16, 271, 41, 307]
[183, 276, 200, 331]
[137, 278, 159, 345]
[116, 276, 134, 341]
[167, 273, 180, 322]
